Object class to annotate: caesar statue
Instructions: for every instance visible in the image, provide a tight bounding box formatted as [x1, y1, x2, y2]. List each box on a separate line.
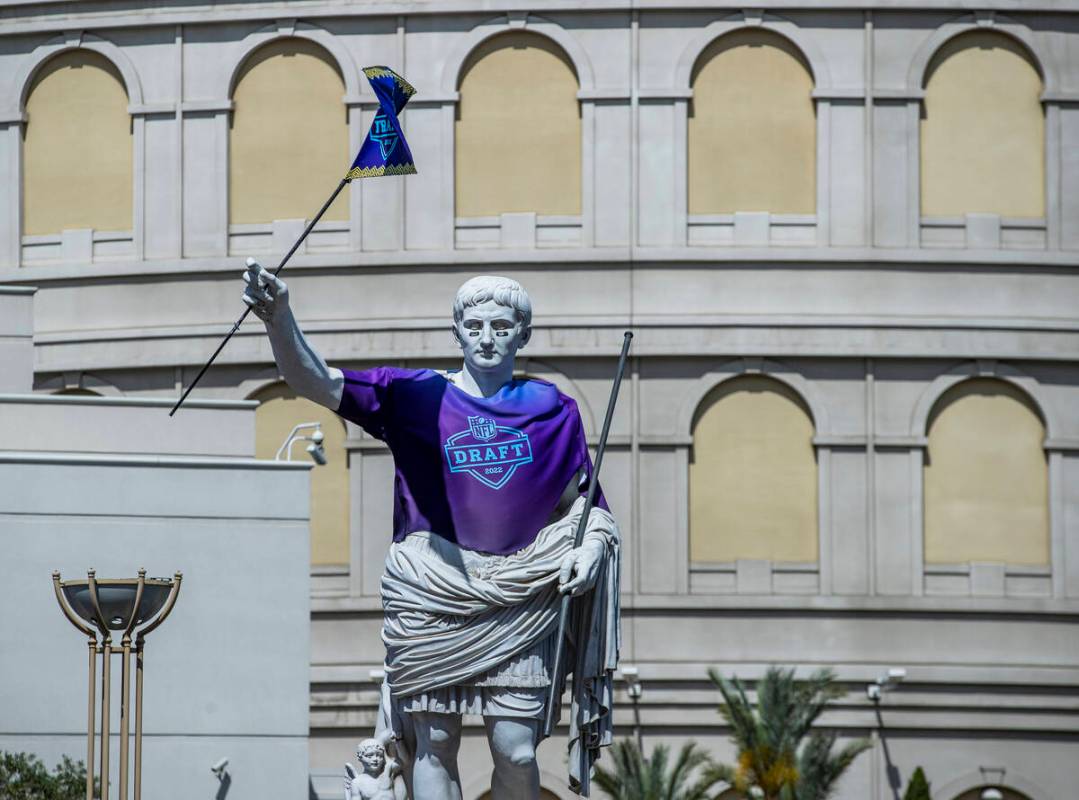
[242, 260, 620, 799]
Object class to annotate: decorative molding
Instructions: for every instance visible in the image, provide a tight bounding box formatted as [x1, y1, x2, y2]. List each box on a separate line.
[12, 31, 146, 111]
[439, 14, 596, 94]
[673, 11, 834, 92]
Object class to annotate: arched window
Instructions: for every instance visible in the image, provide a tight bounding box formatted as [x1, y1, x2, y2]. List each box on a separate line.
[921, 31, 1044, 218]
[924, 378, 1048, 566]
[251, 383, 350, 566]
[953, 789, 1031, 800]
[23, 50, 132, 236]
[455, 32, 580, 217]
[688, 30, 816, 215]
[230, 39, 349, 225]
[690, 375, 818, 563]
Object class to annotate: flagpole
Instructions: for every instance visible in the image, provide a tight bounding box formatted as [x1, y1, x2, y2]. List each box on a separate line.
[168, 178, 349, 417]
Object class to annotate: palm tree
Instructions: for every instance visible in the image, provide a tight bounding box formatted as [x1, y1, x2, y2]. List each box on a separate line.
[703, 666, 870, 800]
[594, 739, 724, 800]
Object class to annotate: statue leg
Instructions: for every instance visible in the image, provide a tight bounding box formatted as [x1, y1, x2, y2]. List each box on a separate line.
[411, 711, 463, 800]
[484, 717, 540, 800]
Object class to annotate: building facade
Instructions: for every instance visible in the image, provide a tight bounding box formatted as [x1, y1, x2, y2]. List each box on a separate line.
[1, 1, 1078, 797]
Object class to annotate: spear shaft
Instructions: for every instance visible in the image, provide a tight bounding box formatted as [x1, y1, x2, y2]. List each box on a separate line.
[169, 178, 349, 416]
[543, 330, 633, 739]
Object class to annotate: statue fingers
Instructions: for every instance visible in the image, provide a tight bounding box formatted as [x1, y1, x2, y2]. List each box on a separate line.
[558, 552, 576, 590]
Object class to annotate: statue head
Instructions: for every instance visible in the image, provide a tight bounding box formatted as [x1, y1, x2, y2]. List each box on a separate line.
[356, 739, 386, 774]
[451, 276, 532, 374]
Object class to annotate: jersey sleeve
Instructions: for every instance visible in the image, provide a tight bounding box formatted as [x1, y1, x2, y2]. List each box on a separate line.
[335, 366, 397, 440]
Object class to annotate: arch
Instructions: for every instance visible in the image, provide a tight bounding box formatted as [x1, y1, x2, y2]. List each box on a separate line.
[440, 14, 595, 96]
[225, 22, 360, 102]
[906, 14, 1057, 97]
[924, 376, 1049, 567]
[22, 48, 134, 236]
[677, 358, 829, 439]
[229, 35, 351, 224]
[933, 769, 1051, 800]
[687, 27, 816, 215]
[10, 32, 144, 114]
[454, 30, 581, 217]
[674, 13, 833, 92]
[689, 372, 819, 563]
[249, 381, 350, 565]
[910, 361, 1056, 440]
[918, 28, 1045, 219]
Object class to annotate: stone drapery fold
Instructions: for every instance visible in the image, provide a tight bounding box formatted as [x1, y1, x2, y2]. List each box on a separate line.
[377, 496, 620, 795]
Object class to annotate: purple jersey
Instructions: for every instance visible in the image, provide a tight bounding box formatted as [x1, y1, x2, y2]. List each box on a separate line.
[335, 366, 606, 555]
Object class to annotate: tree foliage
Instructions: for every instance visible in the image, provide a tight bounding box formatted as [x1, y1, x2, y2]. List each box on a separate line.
[593, 739, 725, 800]
[902, 767, 931, 800]
[705, 666, 871, 800]
[0, 751, 92, 800]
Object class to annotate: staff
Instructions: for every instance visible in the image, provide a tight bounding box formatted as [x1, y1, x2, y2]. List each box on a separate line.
[170, 65, 417, 416]
[543, 330, 633, 739]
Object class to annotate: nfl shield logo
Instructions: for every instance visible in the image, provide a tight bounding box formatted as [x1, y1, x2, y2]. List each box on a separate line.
[468, 416, 497, 441]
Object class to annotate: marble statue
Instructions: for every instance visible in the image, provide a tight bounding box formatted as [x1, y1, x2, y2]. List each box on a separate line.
[345, 738, 403, 800]
[242, 261, 620, 799]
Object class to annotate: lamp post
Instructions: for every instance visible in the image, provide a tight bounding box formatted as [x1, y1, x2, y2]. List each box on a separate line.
[53, 568, 182, 800]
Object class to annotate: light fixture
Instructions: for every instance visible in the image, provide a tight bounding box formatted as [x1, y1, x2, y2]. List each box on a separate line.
[980, 789, 1003, 800]
[866, 667, 907, 701]
[53, 569, 182, 800]
[275, 422, 326, 465]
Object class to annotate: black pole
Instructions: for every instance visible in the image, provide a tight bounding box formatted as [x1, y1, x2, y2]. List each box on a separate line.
[542, 330, 633, 739]
[169, 178, 350, 416]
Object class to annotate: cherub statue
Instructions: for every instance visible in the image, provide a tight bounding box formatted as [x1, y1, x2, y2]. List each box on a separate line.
[344, 738, 401, 800]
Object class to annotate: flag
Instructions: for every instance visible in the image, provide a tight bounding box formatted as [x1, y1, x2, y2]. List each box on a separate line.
[345, 66, 417, 180]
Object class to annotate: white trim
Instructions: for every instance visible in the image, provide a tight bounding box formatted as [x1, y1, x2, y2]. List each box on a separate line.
[439, 14, 596, 95]
[908, 360, 1059, 439]
[9, 31, 145, 113]
[905, 13, 1060, 96]
[676, 357, 831, 438]
[932, 769, 1052, 800]
[224, 21, 361, 101]
[672, 12, 834, 93]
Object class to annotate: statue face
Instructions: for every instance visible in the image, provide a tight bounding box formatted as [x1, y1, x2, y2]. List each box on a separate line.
[452, 299, 530, 373]
[358, 746, 385, 773]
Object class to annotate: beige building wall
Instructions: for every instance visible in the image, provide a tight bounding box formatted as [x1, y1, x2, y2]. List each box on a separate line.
[22, 50, 132, 236]
[689, 375, 818, 563]
[920, 31, 1044, 218]
[230, 39, 350, 225]
[924, 378, 1049, 566]
[252, 383, 350, 566]
[455, 32, 581, 217]
[688, 30, 816, 216]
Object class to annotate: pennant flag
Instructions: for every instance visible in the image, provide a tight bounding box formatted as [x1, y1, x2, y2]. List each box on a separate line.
[346, 66, 417, 180]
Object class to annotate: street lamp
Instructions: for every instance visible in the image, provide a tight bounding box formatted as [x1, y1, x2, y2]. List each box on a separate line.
[275, 422, 326, 465]
[53, 568, 181, 800]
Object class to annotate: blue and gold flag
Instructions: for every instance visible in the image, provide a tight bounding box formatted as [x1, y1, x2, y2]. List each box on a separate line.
[346, 66, 417, 180]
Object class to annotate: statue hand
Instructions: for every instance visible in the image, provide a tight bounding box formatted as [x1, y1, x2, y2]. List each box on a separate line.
[241, 257, 290, 325]
[558, 538, 605, 596]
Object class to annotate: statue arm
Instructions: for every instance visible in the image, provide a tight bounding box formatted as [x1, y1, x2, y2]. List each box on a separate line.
[242, 258, 344, 410]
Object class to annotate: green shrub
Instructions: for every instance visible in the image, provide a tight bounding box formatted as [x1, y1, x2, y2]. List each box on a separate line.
[0, 751, 92, 800]
[902, 767, 931, 800]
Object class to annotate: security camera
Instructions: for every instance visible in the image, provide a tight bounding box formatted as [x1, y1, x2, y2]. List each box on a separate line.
[306, 442, 327, 466]
[311, 429, 324, 445]
[211, 757, 229, 777]
[867, 667, 907, 701]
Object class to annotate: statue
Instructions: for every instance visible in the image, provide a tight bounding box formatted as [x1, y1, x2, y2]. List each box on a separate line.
[242, 261, 620, 798]
[345, 737, 403, 800]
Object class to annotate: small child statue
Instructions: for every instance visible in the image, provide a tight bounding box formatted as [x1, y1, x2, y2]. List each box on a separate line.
[344, 738, 402, 800]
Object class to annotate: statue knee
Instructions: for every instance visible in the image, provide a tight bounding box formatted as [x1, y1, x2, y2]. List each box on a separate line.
[505, 742, 536, 770]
